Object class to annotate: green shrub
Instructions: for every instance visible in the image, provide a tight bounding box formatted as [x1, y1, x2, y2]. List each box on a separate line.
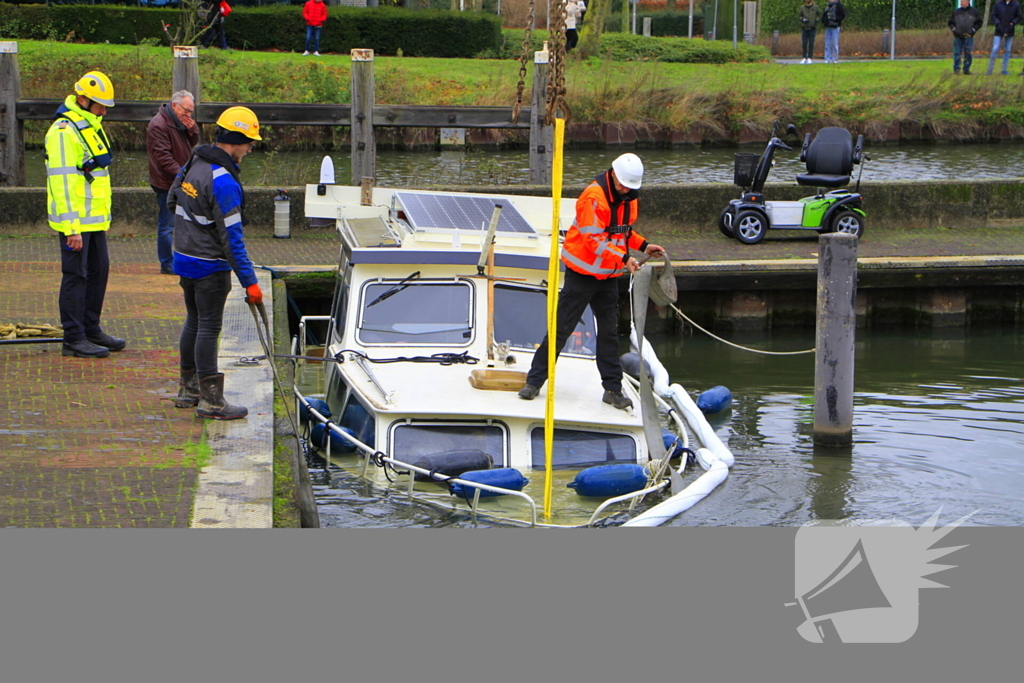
[761, 0, 950, 33]
[598, 32, 770, 63]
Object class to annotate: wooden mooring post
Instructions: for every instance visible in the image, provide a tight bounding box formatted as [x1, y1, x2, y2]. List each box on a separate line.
[813, 233, 858, 447]
[0, 41, 24, 187]
[350, 48, 376, 186]
[172, 45, 201, 103]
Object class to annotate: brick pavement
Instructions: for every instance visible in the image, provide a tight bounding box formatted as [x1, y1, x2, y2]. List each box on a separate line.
[2, 228, 1023, 528]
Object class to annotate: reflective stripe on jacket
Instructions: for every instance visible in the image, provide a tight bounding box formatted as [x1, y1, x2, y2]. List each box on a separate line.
[168, 144, 258, 287]
[44, 96, 113, 235]
[561, 170, 648, 280]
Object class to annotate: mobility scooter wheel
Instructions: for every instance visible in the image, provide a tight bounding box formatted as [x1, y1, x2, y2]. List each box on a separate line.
[718, 207, 735, 238]
[735, 210, 768, 245]
[830, 210, 865, 238]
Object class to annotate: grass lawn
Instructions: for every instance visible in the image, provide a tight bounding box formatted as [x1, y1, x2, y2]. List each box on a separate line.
[13, 40, 1024, 141]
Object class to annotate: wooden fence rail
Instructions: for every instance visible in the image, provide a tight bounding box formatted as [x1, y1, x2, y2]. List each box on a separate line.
[0, 43, 554, 187]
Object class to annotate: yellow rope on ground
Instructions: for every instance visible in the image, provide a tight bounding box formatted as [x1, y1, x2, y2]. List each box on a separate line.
[670, 304, 815, 356]
[0, 322, 63, 339]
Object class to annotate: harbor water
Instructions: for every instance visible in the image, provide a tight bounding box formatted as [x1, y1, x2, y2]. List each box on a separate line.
[22, 142, 1024, 187]
[311, 325, 1024, 528]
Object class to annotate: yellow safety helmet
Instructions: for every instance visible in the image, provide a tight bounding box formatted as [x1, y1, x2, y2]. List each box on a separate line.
[74, 71, 115, 107]
[215, 106, 263, 142]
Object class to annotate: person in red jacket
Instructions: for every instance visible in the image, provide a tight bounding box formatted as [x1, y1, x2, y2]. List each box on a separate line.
[518, 153, 665, 411]
[303, 0, 328, 56]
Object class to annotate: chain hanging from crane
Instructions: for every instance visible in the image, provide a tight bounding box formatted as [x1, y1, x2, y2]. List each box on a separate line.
[510, 0, 537, 124]
[545, 1, 570, 125]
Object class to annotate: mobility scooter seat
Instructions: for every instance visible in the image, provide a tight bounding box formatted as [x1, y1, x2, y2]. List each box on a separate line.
[796, 127, 855, 188]
[796, 173, 851, 188]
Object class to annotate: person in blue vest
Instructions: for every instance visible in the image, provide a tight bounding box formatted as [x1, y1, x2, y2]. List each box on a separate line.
[44, 71, 126, 359]
[987, 0, 1022, 75]
[167, 107, 262, 420]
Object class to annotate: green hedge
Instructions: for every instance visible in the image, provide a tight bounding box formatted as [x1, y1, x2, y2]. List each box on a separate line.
[598, 32, 770, 62]
[760, 0, 951, 33]
[0, 4, 502, 57]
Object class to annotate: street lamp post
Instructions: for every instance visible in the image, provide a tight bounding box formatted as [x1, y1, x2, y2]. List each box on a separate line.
[891, 0, 897, 60]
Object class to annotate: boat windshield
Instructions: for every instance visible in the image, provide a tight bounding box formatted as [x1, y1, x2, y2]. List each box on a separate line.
[530, 428, 637, 469]
[392, 423, 506, 468]
[493, 284, 596, 357]
[359, 281, 473, 345]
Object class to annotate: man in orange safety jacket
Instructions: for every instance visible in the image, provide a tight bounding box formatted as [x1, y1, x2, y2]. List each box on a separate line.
[519, 153, 665, 410]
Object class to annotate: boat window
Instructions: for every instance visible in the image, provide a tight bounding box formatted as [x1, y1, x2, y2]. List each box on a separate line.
[493, 284, 596, 357]
[392, 423, 506, 468]
[330, 257, 353, 344]
[358, 281, 473, 345]
[530, 428, 637, 469]
[339, 392, 375, 449]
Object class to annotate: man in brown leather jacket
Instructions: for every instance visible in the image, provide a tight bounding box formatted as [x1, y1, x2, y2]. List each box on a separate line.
[146, 90, 199, 274]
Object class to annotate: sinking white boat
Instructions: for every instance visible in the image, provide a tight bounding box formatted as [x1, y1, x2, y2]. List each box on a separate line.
[291, 182, 734, 527]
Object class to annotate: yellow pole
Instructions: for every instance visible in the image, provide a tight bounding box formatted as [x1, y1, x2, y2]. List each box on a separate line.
[543, 118, 565, 519]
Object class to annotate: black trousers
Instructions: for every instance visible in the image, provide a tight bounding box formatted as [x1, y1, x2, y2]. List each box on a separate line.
[59, 231, 109, 343]
[802, 28, 817, 59]
[179, 271, 232, 378]
[525, 268, 624, 393]
[566, 28, 579, 51]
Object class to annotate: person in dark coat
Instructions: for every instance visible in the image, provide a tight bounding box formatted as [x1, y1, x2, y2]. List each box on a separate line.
[822, 0, 846, 64]
[200, 1, 229, 50]
[987, 0, 1022, 75]
[146, 91, 199, 274]
[799, 0, 823, 64]
[950, 0, 982, 75]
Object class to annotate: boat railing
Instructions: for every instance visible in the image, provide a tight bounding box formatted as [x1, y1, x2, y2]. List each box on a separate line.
[586, 480, 670, 527]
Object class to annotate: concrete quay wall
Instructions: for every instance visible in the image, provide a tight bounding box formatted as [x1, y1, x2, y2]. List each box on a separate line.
[3, 178, 1024, 235]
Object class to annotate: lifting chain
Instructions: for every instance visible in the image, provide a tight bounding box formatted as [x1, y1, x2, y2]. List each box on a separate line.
[511, 0, 537, 124]
[545, 1, 570, 125]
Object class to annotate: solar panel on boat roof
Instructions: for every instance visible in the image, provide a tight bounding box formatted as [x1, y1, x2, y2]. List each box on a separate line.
[395, 192, 536, 234]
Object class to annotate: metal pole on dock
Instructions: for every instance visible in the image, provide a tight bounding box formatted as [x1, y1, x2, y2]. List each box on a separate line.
[172, 45, 201, 104]
[813, 233, 858, 447]
[350, 48, 376, 186]
[529, 46, 553, 185]
[0, 41, 25, 187]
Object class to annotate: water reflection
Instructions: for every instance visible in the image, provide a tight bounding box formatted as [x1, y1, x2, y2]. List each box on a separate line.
[22, 142, 1024, 187]
[308, 325, 1024, 527]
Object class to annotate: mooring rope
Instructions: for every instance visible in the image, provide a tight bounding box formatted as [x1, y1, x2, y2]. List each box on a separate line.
[670, 303, 815, 356]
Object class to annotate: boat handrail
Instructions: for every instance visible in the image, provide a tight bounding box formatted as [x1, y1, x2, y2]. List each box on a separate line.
[586, 480, 671, 527]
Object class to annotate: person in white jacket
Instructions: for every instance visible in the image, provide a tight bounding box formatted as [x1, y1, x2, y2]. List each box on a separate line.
[565, 0, 582, 51]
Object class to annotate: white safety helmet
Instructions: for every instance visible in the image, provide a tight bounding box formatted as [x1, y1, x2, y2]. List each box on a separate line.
[611, 153, 644, 189]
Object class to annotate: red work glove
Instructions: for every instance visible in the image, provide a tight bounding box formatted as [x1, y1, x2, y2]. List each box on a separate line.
[245, 283, 263, 306]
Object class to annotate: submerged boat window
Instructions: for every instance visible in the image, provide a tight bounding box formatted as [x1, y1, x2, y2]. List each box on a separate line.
[358, 281, 473, 345]
[493, 284, 596, 357]
[530, 428, 637, 469]
[330, 256, 353, 345]
[392, 423, 506, 468]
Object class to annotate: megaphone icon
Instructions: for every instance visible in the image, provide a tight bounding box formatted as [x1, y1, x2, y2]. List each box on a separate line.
[788, 539, 891, 642]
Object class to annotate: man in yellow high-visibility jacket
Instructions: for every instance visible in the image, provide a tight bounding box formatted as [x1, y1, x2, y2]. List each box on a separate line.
[45, 71, 126, 358]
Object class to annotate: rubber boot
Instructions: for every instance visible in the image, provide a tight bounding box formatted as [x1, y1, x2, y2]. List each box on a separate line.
[174, 369, 200, 408]
[196, 373, 248, 420]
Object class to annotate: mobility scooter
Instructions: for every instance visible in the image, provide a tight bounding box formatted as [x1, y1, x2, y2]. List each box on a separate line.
[719, 125, 868, 245]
